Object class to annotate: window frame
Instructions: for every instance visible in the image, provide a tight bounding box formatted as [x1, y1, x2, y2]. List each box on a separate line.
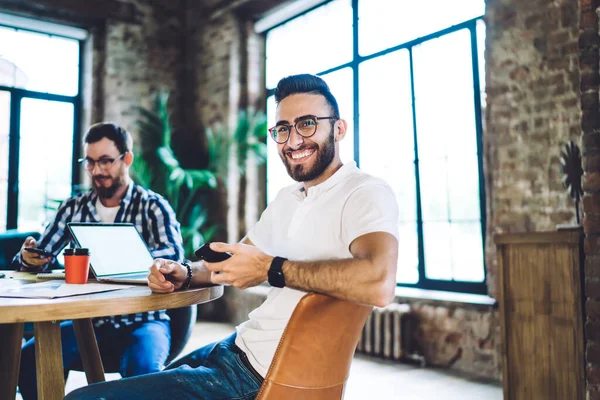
[264, 1, 487, 295]
[1, 25, 83, 231]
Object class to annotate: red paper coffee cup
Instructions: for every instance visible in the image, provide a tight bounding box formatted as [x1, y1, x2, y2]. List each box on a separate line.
[64, 248, 90, 284]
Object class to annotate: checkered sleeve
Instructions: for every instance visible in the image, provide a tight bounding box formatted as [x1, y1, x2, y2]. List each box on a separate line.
[146, 196, 184, 262]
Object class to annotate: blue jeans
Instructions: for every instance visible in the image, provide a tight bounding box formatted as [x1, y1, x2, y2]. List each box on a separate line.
[19, 319, 170, 400]
[64, 333, 264, 400]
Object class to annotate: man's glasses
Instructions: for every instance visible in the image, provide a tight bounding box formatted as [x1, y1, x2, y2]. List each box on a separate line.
[78, 153, 126, 172]
[268, 116, 337, 144]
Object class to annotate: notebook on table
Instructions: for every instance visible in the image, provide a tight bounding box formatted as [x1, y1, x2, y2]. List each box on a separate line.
[66, 223, 154, 284]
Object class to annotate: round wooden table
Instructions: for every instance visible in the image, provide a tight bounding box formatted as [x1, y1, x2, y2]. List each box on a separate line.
[0, 279, 223, 400]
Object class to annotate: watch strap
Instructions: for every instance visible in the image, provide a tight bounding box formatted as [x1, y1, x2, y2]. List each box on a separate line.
[268, 256, 287, 287]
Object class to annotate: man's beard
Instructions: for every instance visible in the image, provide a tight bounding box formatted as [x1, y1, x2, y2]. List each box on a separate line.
[92, 174, 126, 199]
[281, 129, 335, 182]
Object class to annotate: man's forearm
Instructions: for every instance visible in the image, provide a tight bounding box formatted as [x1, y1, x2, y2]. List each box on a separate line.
[279, 232, 398, 307]
[189, 261, 213, 287]
[282, 256, 396, 308]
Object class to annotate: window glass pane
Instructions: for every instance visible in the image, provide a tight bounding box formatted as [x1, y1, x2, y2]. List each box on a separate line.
[0, 26, 80, 96]
[451, 222, 484, 282]
[415, 29, 477, 224]
[477, 20, 486, 109]
[423, 221, 452, 280]
[359, 50, 415, 220]
[320, 67, 354, 163]
[0, 91, 8, 231]
[359, 50, 418, 284]
[397, 223, 419, 284]
[358, 0, 484, 56]
[265, 0, 352, 89]
[448, 154, 481, 221]
[18, 98, 73, 231]
[414, 29, 477, 161]
[419, 159, 448, 222]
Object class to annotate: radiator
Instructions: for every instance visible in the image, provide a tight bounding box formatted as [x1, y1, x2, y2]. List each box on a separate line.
[356, 303, 419, 361]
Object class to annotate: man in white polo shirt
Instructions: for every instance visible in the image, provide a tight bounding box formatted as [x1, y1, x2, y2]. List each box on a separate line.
[66, 74, 399, 400]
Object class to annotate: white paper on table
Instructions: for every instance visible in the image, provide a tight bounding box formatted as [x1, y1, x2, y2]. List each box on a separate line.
[0, 280, 134, 299]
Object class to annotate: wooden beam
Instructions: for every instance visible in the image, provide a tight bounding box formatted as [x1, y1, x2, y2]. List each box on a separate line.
[0, 0, 137, 24]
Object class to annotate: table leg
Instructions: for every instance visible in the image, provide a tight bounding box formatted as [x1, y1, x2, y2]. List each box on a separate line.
[72, 318, 105, 384]
[0, 322, 24, 400]
[34, 321, 65, 400]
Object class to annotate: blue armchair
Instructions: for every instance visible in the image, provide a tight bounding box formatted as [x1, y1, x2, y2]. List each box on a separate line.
[0, 229, 41, 269]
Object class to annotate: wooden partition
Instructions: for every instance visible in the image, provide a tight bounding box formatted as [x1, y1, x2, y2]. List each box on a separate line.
[495, 230, 585, 400]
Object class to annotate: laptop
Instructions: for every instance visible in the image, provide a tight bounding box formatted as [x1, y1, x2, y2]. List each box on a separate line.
[66, 223, 154, 284]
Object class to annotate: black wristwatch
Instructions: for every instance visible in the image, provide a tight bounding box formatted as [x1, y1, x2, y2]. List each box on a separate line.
[268, 256, 287, 288]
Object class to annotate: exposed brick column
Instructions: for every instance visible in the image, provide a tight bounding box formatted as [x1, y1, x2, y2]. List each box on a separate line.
[580, 0, 600, 399]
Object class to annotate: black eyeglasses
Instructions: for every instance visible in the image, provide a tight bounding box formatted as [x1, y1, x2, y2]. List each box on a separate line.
[78, 153, 126, 172]
[268, 116, 337, 144]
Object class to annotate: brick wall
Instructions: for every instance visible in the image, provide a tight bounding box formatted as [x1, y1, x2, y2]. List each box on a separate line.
[101, 0, 186, 141]
[485, 0, 582, 298]
[411, 302, 500, 380]
[579, 0, 600, 399]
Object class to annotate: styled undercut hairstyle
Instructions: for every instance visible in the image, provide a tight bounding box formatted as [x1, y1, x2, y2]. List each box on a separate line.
[84, 122, 133, 154]
[274, 74, 340, 119]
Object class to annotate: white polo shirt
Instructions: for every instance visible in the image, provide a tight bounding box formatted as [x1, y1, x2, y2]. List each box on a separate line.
[235, 161, 399, 377]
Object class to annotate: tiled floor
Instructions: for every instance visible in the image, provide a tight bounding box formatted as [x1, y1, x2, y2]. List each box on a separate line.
[19, 321, 502, 399]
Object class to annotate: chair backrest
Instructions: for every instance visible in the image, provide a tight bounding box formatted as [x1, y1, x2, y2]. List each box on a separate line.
[0, 230, 41, 269]
[256, 292, 372, 400]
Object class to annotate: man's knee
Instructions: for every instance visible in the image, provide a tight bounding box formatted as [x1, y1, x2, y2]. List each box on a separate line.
[121, 321, 171, 376]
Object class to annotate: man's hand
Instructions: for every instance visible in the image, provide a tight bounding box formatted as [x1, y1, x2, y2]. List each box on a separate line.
[20, 237, 52, 269]
[204, 242, 273, 289]
[147, 258, 187, 293]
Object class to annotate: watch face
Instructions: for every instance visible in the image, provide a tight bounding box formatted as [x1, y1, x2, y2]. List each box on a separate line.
[268, 270, 285, 288]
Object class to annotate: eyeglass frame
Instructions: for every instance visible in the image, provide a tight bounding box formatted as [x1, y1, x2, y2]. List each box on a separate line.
[78, 152, 127, 172]
[268, 115, 337, 144]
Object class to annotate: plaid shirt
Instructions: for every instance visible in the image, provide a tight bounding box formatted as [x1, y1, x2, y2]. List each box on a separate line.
[13, 183, 184, 328]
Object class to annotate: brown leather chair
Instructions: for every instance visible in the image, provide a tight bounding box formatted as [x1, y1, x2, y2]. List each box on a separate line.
[256, 292, 373, 400]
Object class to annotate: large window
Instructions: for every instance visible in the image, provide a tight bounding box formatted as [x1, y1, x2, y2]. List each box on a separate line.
[0, 17, 83, 232]
[264, 0, 487, 294]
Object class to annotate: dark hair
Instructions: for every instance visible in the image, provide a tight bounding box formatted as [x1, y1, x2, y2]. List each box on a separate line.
[84, 122, 132, 154]
[274, 74, 340, 119]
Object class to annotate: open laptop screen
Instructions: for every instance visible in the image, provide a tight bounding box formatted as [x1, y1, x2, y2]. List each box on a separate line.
[67, 223, 154, 277]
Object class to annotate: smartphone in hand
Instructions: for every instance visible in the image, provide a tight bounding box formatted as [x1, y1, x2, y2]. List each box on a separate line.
[24, 248, 54, 258]
[194, 243, 232, 263]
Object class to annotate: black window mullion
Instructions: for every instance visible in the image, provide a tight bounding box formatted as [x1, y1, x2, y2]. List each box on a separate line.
[72, 40, 84, 192]
[352, 0, 360, 166]
[469, 21, 487, 277]
[7, 90, 22, 229]
[408, 46, 426, 287]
